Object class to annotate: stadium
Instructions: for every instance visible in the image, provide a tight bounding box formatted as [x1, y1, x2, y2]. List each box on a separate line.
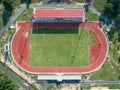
[11, 9, 108, 81]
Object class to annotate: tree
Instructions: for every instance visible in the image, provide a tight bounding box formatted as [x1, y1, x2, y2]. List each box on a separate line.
[114, 14, 120, 26]
[85, 0, 91, 3]
[109, 27, 120, 75]
[0, 0, 2, 3]
[107, 0, 120, 16]
[103, 3, 113, 18]
[0, 70, 19, 90]
[20, 0, 32, 4]
[2, 0, 19, 25]
[2, 0, 19, 10]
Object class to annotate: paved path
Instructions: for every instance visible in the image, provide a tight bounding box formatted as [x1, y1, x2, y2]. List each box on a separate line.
[0, 62, 32, 90]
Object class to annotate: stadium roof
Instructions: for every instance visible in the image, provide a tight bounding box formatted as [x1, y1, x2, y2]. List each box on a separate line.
[33, 9, 84, 18]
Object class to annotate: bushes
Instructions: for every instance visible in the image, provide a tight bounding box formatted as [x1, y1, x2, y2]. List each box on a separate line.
[0, 70, 19, 90]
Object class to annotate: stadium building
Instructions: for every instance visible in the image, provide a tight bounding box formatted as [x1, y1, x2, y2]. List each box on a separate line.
[11, 8, 108, 82]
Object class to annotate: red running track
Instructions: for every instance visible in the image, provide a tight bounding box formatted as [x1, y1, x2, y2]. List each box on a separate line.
[11, 22, 108, 74]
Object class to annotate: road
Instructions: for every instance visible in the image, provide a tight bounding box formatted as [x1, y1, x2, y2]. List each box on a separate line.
[0, 62, 35, 90]
[81, 80, 120, 85]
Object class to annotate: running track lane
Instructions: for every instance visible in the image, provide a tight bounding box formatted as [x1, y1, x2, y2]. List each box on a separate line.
[11, 22, 108, 74]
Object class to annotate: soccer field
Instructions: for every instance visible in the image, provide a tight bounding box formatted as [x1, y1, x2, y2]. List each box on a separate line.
[30, 28, 90, 67]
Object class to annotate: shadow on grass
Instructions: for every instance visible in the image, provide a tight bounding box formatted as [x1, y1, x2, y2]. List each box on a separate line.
[32, 28, 79, 34]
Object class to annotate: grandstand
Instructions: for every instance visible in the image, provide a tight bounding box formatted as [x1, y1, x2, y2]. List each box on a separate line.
[31, 9, 85, 22]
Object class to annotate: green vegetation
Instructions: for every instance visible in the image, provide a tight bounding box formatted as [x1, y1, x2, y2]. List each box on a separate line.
[93, 0, 107, 12]
[83, 84, 120, 89]
[1, 0, 43, 6]
[0, 0, 19, 29]
[76, 0, 91, 3]
[102, 84, 120, 89]
[0, 0, 42, 27]
[2, 0, 19, 10]
[0, 28, 15, 54]
[0, 70, 19, 90]
[1, 0, 20, 25]
[90, 61, 120, 80]
[91, 0, 120, 81]
[28, 0, 43, 3]
[30, 28, 90, 67]
[47, 85, 58, 90]
[89, 33, 97, 44]
[104, 0, 120, 19]
[86, 10, 101, 21]
[114, 14, 120, 26]
[0, 4, 3, 30]
[103, 3, 114, 19]
[91, 27, 120, 80]
[20, 0, 42, 4]
[0, 61, 38, 90]
[15, 8, 33, 22]
[94, 0, 120, 25]
[76, 0, 85, 3]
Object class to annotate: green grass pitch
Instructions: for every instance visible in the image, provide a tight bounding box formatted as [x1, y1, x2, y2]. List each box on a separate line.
[29, 28, 90, 67]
